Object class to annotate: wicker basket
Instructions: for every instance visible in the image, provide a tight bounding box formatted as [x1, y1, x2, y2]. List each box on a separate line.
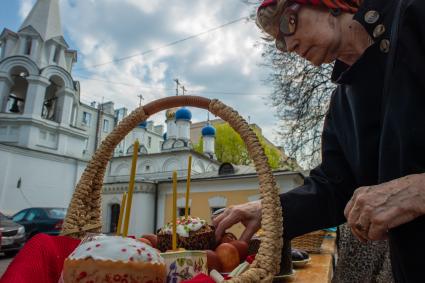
[60, 96, 284, 282]
[291, 230, 326, 253]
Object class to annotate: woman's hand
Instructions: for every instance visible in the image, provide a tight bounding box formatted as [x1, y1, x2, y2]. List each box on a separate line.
[345, 174, 425, 242]
[212, 200, 262, 243]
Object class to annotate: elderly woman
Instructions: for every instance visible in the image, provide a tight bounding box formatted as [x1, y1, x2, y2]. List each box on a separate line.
[213, 0, 425, 282]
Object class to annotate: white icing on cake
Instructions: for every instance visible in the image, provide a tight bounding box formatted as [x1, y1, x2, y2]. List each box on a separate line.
[161, 217, 207, 237]
[68, 235, 164, 264]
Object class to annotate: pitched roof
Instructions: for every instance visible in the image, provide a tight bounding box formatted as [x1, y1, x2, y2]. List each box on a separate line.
[19, 0, 64, 42]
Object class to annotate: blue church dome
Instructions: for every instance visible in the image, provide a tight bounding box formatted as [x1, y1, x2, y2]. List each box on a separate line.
[202, 124, 216, 137]
[138, 121, 147, 128]
[175, 107, 192, 121]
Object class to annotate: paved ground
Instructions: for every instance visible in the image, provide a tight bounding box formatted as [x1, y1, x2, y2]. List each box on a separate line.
[0, 253, 14, 277]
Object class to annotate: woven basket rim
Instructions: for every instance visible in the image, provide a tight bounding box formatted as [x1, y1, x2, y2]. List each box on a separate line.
[61, 95, 283, 282]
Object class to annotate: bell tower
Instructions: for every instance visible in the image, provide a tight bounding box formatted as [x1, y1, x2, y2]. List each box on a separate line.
[0, 0, 86, 158]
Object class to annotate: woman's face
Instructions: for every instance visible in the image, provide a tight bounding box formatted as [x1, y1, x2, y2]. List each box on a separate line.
[282, 5, 341, 66]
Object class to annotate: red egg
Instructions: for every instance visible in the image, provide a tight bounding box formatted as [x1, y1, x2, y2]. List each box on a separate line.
[137, 237, 153, 247]
[141, 234, 158, 248]
[215, 243, 240, 273]
[229, 240, 248, 262]
[206, 250, 223, 272]
[220, 232, 237, 244]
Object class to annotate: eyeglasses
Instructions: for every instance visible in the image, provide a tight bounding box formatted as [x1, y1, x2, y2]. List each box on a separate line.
[275, 3, 301, 52]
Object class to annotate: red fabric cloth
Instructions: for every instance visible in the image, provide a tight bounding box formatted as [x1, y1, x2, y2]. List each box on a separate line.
[0, 234, 80, 283]
[181, 273, 216, 283]
[259, 0, 361, 13]
[246, 254, 256, 264]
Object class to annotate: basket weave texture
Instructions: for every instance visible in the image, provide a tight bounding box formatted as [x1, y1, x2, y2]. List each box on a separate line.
[291, 230, 326, 253]
[61, 96, 284, 282]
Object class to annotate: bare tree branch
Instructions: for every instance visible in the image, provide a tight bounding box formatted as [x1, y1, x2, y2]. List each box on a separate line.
[243, 0, 335, 168]
[261, 43, 335, 168]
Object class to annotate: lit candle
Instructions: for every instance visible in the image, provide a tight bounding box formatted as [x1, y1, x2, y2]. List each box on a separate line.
[172, 171, 177, 250]
[185, 155, 192, 219]
[123, 139, 139, 237]
[116, 192, 127, 236]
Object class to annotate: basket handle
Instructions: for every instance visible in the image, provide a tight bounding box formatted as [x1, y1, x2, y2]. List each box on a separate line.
[62, 95, 283, 282]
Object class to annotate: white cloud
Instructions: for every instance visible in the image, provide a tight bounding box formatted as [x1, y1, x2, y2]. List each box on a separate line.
[125, 0, 163, 14]
[16, 0, 280, 144]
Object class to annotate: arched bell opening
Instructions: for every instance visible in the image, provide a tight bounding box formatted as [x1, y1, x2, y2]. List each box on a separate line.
[5, 66, 29, 114]
[42, 75, 64, 122]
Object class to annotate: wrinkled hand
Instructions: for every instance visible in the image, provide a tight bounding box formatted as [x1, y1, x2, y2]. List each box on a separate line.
[212, 200, 262, 243]
[345, 174, 425, 242]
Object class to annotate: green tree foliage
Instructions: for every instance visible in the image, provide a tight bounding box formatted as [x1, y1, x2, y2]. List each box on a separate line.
[194, 123, 283, 169]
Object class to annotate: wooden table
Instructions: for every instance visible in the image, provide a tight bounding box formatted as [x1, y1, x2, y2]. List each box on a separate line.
[284, 233, 336, 283]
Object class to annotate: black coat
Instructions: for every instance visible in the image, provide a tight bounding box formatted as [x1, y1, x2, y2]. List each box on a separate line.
[280, 0, 425, 282]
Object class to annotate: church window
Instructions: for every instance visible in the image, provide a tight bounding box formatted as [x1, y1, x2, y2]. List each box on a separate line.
[148, 137, 152, 148]
[24, 38, 32, 55]
[115, 108, 126, 122]
[211, 207, 225, 215]
[53, 46, 60, 63]
[103, 119, 110, 132]
[71, 105, 78, 126]
[145, 165, 150, 171]
[109, 204, 120, 233]
[82, 112, 92, 126]
[178, 208, 190, 217]
[218, 163, 235, 175]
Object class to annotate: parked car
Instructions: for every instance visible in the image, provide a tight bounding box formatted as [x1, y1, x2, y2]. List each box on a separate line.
[0, 212, 26, 256]
[12, 207, 66, 239]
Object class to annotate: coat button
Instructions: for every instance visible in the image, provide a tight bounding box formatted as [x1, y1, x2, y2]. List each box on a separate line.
[373, 24, 386, 38]
[380, 39, 390, 53]
[364, 10, 380, 24]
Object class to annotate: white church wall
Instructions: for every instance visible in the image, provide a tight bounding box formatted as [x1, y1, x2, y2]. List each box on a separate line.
[176, 120, 190, 141]
[192, 159, 205, 174]
[106, 151, 219, 183]
[205, 163, 217, 172]
[166, 119, 177, 139]
[62, 133, 86, 157]
[76, 104, 98, 156]
[137, 158, 158, 174]
[0, 124, 19, 143]
[98, 114, 114, 143]
[112, 162, 130, 176]
[102, 184, 157, 235]
[130, 192, 156, 236]
[0, 144, 86, 215]
[157, 189, 166, 232]
[102, 194, 122, 233]
[122, 127, 163, 155]
[163, 157, 179, 172]
[3, 119, 88, 160]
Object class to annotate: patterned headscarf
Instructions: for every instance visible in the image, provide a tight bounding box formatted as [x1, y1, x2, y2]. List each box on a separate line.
[259, 0, 362, 14]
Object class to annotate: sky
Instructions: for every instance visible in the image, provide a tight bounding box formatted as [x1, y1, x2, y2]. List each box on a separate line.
[0, 0, 281, 143]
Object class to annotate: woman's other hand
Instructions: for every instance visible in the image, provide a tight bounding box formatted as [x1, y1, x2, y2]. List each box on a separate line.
[345, 174, 425, 242]
[212, 200, 262, 243]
